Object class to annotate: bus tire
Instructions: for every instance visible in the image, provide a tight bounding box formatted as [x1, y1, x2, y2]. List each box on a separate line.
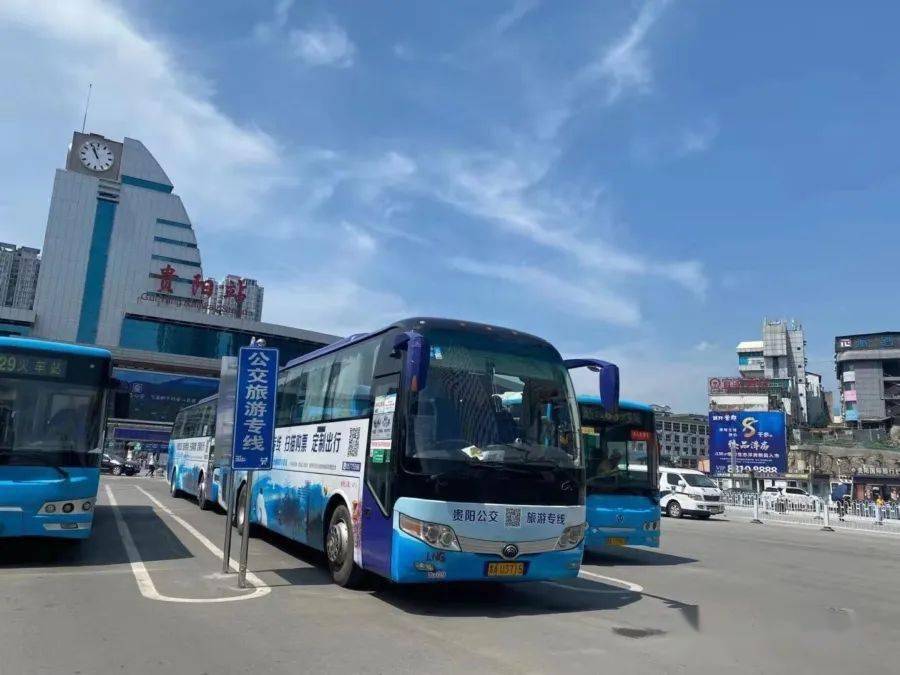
[197, 475, 211, 511]
[234, 482, 249, 535]
[325, 504, 364, 588]
[170, 471, 182, 498]
[666, 500, 683, 519]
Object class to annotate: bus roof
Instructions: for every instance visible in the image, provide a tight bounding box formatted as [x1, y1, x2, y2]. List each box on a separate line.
[0, 336, 111, 360]
[284, 317, 556, 369]
[576, 394, 652, 412]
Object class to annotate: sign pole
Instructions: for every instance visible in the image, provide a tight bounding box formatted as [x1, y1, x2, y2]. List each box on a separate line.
[222, 470, 236, 573]
[238, 471, 255, 588]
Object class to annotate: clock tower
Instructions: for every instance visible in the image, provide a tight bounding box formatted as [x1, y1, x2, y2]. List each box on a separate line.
[65, 132, 123, 180]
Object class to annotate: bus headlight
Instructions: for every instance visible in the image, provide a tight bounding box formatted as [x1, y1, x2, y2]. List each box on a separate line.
[399, 513, 461, 551]
[556, 523, 586, 550]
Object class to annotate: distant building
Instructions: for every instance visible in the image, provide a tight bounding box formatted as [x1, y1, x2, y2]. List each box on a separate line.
[206, 274, 264, 321]
[835, 332, 900, 430]
[710, 319, 829, 428]
[0, 243, 40, 310]
[652, 405, 709, 469]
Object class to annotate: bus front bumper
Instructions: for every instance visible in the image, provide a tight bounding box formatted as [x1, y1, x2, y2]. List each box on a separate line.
[0, 510, 93, 539]
[391, 531, 584, 583]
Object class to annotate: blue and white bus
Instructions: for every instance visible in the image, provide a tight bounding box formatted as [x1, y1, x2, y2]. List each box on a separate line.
[0, 337, 114, 539]
[167, 395, 219, 509]
[170, 318, 618, 587]
[577, 396, 660, 551]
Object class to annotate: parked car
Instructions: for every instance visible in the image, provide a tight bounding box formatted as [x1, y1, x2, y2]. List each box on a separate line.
[101, 453, 139, 476]
[762, 486, 820, 507]
[658, 467, 725, 519]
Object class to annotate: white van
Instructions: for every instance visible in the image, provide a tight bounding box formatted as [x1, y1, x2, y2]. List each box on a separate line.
[658, 467, 724, 519]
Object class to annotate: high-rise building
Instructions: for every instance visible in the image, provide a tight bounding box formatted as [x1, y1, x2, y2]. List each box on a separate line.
[835, 332, 900, 429]
[206, 275, 264, 321]
[711, 319, 823, 427]
[0, 243, 40, 310]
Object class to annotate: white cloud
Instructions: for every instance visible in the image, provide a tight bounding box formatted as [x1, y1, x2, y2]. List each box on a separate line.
[585, 0, 671, 104]
[694, 340, 715, 352]
[392, 43, 413, 60]
[679, 117, 719, 155]
[495, 0, 541, 33]
[448, 257, 641, 327]
[422, 148, 707, 297]
[0, 0, 285, 240]
[566, 340, 733, 413]
[262, 278, 412, 336]
[341, 222, 377, 253]
[253, 0, 296, 42]
[289, 23, 356, 68]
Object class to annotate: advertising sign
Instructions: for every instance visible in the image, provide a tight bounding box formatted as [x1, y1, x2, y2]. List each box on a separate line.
[231, 347, 278, 470]
[708, 377, 769, 394]
[709, 411, 786, 476]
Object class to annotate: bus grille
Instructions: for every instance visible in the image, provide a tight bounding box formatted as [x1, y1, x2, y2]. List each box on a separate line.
[456, 535, 561, 556]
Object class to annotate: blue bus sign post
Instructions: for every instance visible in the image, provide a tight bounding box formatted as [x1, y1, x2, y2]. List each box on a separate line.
[232, 344, 278, 588]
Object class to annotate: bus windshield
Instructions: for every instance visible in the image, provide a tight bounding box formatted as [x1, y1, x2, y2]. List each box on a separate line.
[579, 403, 656, 493]
[0, 378, 104, 467]
[403, 328, 580, 472]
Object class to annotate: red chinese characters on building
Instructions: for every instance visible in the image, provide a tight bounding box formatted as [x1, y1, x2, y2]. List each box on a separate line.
[224, 278, 248, 303]
[158, 264, 177, 293]
[191, 273, 216, 298]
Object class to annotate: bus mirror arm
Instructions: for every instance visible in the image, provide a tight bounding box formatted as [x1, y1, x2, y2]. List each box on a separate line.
[563, 358, 620, 414]
[393, 331, 430, 392]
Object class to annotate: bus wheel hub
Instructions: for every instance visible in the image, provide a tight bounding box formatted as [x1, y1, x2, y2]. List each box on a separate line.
[327, 521, 349, 563]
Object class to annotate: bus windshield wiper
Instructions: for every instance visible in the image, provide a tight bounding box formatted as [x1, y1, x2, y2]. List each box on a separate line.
[0, 449, 70, 479]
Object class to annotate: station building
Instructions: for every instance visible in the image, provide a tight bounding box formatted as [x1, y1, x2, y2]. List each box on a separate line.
[5, 131, 339, 455]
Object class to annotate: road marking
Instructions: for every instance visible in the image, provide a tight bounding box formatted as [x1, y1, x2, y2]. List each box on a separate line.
[105, 484, 270, 603]
[543, 570, 644, 595]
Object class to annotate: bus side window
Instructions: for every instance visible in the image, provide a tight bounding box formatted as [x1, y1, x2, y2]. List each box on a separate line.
[325, 339, 378, 420]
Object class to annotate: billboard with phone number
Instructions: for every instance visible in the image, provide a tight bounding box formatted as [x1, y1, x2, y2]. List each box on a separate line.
[709, 411, 786, 476]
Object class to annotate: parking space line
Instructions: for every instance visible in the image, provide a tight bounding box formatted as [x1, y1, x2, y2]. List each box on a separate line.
[577, 569, 644, 592]
[105, 484, 270, 603]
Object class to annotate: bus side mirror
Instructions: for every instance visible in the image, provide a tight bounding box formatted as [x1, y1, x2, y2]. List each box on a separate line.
[393, 331, 430, 392]
[563, 358, 620, 413]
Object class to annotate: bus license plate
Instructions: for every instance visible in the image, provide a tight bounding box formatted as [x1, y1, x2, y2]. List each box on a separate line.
[606, 537, 627, 546]
[485, 561, 527, 577]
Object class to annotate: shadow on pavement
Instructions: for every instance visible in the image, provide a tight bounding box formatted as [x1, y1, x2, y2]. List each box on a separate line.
[583, 547, 697, 567]
[0, 505, 193, 569]
[371, 574, 642, 618]
[250, 526, 333, 587]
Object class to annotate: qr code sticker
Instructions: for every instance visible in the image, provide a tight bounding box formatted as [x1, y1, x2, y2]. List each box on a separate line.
[505, 508, 521, 528]
[347, 427, 360, 457]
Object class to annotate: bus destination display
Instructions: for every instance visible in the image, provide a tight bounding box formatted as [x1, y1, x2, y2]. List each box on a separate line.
[0, 353, 67, 378]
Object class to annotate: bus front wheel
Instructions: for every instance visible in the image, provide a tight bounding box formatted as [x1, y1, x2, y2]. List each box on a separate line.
[325, 504, 364, 588]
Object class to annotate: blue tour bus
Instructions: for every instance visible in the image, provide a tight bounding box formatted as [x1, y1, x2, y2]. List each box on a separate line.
[0, 337, 114, 539]
[577, 395, 660, 551]
[167, 395, 220, 509]
[169, 317, 620, 587]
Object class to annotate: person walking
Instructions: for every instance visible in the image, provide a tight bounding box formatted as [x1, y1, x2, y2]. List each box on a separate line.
[146, 452, 157, 477]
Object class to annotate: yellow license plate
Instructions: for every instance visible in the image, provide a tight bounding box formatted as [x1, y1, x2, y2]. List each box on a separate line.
[485, 561, 526, 577]
[606, 537, 627, 546]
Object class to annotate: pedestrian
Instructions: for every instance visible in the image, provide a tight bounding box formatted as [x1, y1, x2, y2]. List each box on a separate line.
[146, 453, 156, 477]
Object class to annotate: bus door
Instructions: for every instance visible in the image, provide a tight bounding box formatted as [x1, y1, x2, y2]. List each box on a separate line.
[362, 374, 399, 577]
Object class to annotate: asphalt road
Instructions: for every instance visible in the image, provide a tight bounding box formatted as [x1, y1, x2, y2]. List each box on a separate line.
[2, 476, 899, 675]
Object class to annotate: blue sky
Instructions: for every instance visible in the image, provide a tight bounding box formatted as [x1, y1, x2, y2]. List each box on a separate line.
[2, 1, 899, 411]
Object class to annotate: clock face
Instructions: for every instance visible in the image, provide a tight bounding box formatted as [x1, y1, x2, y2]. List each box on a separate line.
[78, 139, 115, 172]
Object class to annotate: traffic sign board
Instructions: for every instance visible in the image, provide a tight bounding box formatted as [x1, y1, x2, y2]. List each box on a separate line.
[231, 346, 278, 470]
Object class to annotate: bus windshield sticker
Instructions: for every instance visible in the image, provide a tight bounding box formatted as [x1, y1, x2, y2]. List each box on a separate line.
[372, 394, 396, 441]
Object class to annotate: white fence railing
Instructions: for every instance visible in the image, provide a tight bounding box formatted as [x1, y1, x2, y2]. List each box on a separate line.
[722, 494, 900, 534]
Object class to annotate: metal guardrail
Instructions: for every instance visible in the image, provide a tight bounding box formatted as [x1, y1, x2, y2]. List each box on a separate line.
[722, 493, 900, 533]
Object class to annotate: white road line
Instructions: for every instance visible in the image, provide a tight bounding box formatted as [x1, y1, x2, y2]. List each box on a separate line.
[577, 569, 644, 592]
[105, 484, 269, 603]
[542, 570, 644, 595]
